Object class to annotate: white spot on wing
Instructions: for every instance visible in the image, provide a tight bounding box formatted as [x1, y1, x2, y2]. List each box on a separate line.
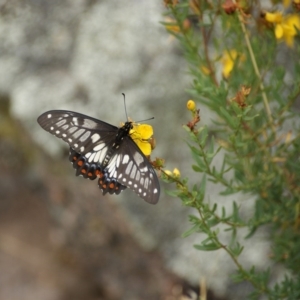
[73, 129, 85, 138]
[79, 131, 91, 142]
[74, 143, 78, 148]
[98, 147, 107, 163]
[80, 146, 85, 152]
[131, 165, 137, 179]
[109, 155, 117, 167]
[62, 124, 69, 130]
[108, 162, 116, 175]
[68, 138, 72, 142]
[56, 130, 60, 134]
[85, 152, 92, 158]
[47, 114, 52, 118]
[139, 166, 148, 173]
[50, 126, 54, 131]
[122, 155, 130, 164]
[93, 143, 105, 151]
[88, 152, 96, 163]
[72, 117, 79, 125]
[135, 172, 140, 181]
[153, 188, 158, 194]
[62, 133, 67, 138]
[144, 178, 149, 189]
[116, 155, 121, 168]
[91, 133, 101, 143]
[133, 152, 143, 164]
[94, 151, 101, 163]
[56, 119, 67, 127]
[68, 127, 77, 134]
[125, 161, 133, 175]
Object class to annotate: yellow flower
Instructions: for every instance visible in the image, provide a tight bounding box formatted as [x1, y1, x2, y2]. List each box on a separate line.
[187, 100, 196, 111]
[164, 170, 172, 176]
[173, 168, 180, 178]
[265, 12, 300, 47]
[281, 14, 300, 47]
[221, 50, 238, 78]
[164, 168, 180, 178]
[130, 123, 154, 156]
[265, 12, 283, 23]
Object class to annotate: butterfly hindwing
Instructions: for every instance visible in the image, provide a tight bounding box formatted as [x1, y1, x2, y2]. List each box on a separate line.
[37, 110, 160, 204]
[105, 136, 160, 204]
[69, 148, 127, 194]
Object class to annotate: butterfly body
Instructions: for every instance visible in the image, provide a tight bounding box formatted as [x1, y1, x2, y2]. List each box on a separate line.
[37, 110, 160, 204]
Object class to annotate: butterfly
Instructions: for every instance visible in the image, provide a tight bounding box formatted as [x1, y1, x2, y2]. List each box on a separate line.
[37, 110, 160, 204]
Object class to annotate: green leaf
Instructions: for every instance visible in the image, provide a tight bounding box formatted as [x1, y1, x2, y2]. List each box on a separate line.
[194, 242, 221, 251]
[199, 125, 208, 146]
[219, 106, 237, 128]
[198, 175, 206, 201]
[182, 225, 200, 238]
[192, 165, 204, 172]
[188, 144, 201, 156]
[207, 217, 220, 227]
[229, 242, 244, 257]
[243, 114, 259, 122]
[165, 189, 181, 197]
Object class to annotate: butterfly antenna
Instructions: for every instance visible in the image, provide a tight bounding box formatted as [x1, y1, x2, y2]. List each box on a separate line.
[122, 93, 129, 121]
[136, 117, 155, 123]
[122, 93, 154, 123]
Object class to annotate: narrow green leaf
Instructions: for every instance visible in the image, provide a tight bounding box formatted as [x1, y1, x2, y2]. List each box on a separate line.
[192, 165, 204, 172]
[199, 174, 206, 196]
[194, 242, 221, 251]
[182, 225, 199, 238]
[199, 125, 208, 146]
[219, 107, 237, 128]
[207, 217, 220, 227]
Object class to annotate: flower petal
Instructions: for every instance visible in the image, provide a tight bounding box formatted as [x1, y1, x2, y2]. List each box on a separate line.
[275, 24, 284, 39]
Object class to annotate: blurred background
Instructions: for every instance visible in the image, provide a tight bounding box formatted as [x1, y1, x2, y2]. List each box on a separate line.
[0, 1, 271, 299]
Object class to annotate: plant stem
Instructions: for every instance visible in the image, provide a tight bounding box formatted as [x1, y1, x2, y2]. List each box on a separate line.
[237, 11, 275, 134]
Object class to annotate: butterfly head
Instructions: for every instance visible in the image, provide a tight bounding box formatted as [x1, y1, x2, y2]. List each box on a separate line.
[123, 121, 133, 132]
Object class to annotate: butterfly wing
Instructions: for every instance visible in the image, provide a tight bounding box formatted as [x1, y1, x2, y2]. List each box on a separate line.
[105, 136, 160, 204]
[37, 110, 118, 155]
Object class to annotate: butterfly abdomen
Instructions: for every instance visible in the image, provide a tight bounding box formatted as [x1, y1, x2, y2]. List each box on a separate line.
[101, 121, 133, 167]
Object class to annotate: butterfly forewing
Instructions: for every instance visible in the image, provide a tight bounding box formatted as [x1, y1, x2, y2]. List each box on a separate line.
[37, 110, 118, 155]
[37, 110, 160, 204]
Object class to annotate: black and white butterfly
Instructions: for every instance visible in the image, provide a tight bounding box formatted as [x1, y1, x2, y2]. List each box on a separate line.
[37, 110, 160, 204]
